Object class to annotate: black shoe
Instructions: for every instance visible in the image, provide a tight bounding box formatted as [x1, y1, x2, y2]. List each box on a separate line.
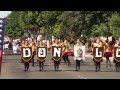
[76, 69, 78, 71]
[64, 61, 66, 64]
[39, 67, 41, 71]
[56, 68, 59, 71]
[68, 63, 71, 66]
[109, 64, 111, 67]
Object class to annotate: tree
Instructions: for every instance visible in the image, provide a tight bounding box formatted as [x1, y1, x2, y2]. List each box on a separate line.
[5, 11, 118, 42]
[5, 11, 22, 38]
[108, 12, 120, 38]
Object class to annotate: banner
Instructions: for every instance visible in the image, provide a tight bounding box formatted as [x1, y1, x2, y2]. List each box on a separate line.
[21, 47, 32, 62]
[37, 47, 47, 62]
[93, 47, 104, 62]
[114, 47, 120, 62]
[52, 46, 62, 61]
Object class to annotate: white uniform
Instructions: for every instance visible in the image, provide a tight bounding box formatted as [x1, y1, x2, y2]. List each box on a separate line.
[82, 45, 85, 61]
[13, 44, 18, 54]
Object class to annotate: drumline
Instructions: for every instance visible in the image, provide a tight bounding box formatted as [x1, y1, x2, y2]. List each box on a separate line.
[19, 38, 120, 72]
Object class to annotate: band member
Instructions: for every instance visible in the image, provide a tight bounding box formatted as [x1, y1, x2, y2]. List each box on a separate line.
[32, 42, 36, 66]
[28, 38, 33, 47]
[13, 43, 18, 54]
[74, 38, 84, 71]
[81, 41, 86, 62]
[29, 38, 36, 66]
[8, 41, 13, 50]
[88, 39, 92, 49]
[104, 40, 112, 67]
[19, 40, 25, 63]
[114, 40, 120, 47]
[19, 40, 25, 51]
[62, 39, 71, 66]
[37, 41, 46, 71]
[21, 40, 31, 71]
[113, 40, 120, 72]
[92, 38, 103, 72]
[52, 38, 61, 71]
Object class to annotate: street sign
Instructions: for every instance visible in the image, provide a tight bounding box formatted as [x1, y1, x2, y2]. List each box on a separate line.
[0, 18, 6, 75]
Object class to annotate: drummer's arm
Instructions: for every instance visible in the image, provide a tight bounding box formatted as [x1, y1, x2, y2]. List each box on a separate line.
[32, 46, 34, 52]
[34, 46, 37, 51]
[49, 44, 52, 48]
[49, 44, 54, 52]
[112, 46, 114, 54]
[104, 44, 106, 51]
[101, 45, 105, 55]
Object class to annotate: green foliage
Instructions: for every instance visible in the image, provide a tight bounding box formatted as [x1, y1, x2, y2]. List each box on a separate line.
[91, 24, 106, 37]
[52, 24, 60, 37]
[5, 11, 120, 42]
[108, 13, 120, 37]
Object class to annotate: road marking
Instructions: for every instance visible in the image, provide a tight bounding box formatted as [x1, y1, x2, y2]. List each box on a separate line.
[78, 75, 87, 79]
[78, 75, 81, 77]
[81, 77, 84, 78]
[48, 63, 51, 65]
[61, 67, 65, 70]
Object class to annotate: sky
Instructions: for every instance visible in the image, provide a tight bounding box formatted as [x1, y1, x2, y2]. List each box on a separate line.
[0, 11, 11, 18]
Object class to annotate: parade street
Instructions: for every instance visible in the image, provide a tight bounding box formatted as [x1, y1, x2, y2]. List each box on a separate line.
[0, 49, 120, 79]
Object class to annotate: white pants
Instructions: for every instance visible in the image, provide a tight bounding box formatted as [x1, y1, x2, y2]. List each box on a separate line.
[13, 46, 17, 54]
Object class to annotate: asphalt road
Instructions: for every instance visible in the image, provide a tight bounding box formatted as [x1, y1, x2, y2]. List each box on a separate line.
[1, 49, 120, 79]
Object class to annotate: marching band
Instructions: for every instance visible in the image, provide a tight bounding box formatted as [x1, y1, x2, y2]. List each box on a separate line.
[92, 38, 103, 71]
[37, 41, 47, 71]
[113, 40, 120, 72]
[104, 40, 112, 67]
[19, 37, 120, 72]
[62, 39, 71, 66]
[52, 38, 61, 71]
[74, 38, 84, 71]
[21, 40, 31, 71]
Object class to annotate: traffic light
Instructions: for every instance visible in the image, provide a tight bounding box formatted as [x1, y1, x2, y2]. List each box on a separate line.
[0, 18, 6, 51]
